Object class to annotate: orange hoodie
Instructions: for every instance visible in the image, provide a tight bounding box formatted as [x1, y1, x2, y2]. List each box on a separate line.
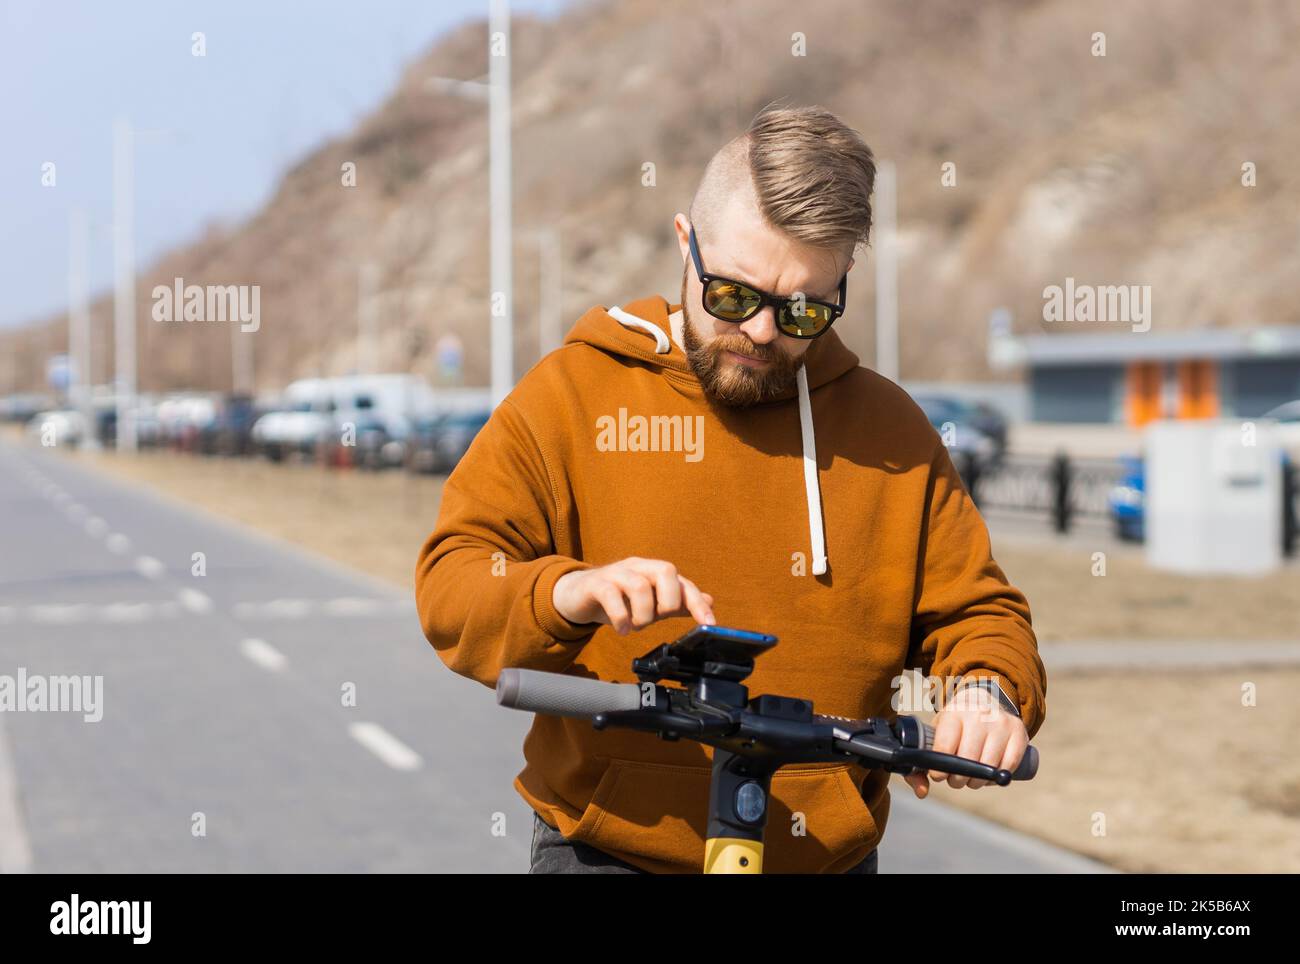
[415, 294, 1046, 874]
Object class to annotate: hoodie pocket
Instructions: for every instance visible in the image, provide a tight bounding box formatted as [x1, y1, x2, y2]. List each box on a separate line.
[763, 764, 881, 874]
[568, 758, 879, 874]
[567, 758, 712, 873]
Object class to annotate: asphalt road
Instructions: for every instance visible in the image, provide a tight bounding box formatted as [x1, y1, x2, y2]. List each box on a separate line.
[0, 438, 1108, 873]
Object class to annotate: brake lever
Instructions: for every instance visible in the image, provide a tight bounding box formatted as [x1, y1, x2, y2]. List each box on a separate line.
[893, 747, 1014, 786]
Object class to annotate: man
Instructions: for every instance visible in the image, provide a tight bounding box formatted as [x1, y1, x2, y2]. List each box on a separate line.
[416, 105, 1046, 874]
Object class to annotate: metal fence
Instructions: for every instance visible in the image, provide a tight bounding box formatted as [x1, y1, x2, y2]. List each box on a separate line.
[962, 450, 1297, 556]
[962, 453, 1126, 533]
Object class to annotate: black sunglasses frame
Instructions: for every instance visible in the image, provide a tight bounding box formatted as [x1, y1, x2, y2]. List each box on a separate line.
[687, 224, 848, 339]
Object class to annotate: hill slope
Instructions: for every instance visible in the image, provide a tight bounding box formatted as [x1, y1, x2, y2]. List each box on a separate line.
[8, 0, 1299, 393]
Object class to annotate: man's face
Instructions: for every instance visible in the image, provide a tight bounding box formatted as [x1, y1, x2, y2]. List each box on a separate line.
[673, 200, 852, 407]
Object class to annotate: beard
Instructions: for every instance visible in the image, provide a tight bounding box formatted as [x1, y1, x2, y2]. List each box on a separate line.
[679, 271, 804, 407]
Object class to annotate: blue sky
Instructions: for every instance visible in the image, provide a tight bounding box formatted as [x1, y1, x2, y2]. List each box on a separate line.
[0, 0, 570, 329]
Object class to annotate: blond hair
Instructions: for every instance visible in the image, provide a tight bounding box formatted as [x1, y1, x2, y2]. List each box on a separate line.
[690, 105, 876, 254]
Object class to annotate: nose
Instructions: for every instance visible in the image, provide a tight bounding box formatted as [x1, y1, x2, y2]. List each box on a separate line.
[739, 306, 780, 345]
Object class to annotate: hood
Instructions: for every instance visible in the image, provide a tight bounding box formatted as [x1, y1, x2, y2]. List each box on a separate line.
[563, 294, 863, 577]
[563, 295, 860, 398]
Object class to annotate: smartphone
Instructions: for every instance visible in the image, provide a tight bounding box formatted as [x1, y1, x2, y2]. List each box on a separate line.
[668, 624, 778, 664]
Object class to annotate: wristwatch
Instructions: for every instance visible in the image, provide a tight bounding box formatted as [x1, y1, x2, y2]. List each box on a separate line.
[955, 677, 1021, 719]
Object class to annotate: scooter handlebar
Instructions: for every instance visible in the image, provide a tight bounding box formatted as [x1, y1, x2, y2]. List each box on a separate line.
[496, 668, 642, 718]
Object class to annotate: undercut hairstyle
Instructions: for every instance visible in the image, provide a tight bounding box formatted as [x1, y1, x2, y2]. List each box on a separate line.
[689, 105, 877, 255]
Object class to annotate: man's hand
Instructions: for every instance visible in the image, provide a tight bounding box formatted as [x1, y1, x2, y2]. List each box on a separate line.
[903, 684, 1029, 798]
[551, 557, 715, 635]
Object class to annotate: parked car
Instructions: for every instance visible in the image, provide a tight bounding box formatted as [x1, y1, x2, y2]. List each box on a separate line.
[197, 395, 261, 456]
[349, 411, 407, 470]
[1, 394, 54, 423]
[405, 410, 490, 474]
[913, 395, 999, 489]
[251, 398, 334, 461]
[1107, 454, 1145, 541]
[966, 401, 1009, 463]
[913, 394, 1007, 467]
[25, 410, 87, 447]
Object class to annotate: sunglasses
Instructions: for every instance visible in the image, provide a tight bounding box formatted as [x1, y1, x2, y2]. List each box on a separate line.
[688, 224, 847, 339]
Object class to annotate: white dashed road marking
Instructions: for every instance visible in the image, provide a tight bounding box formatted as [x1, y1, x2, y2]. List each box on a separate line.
[177, 588, 213, 614]
[348, 723, 423, 772]
[29, 603, 93, 624]
[106, 533, 131, 554]
[239, 638, 288, 673]
[135, 556, 165, 580]
[233, 597, 412, 620]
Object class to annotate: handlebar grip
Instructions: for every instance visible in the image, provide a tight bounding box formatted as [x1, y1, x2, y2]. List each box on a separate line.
[922, 723, 1039, 781]
[496, 668, 642, 719]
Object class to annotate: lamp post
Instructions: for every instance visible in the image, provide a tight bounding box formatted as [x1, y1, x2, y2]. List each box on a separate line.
[112, 118, 137, 451]
[874, 159, 898, 383]
[424, 0, 514, 408]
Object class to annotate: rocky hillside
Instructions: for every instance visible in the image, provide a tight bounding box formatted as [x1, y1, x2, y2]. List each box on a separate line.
[7, 0, 1299, 392]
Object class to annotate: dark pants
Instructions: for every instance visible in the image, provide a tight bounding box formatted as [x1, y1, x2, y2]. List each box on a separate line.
[528, 810, 879, 874]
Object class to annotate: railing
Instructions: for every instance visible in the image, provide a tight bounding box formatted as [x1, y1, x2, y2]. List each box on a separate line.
[960, 452, 1126, 532]
[965, 451, 1297, 556]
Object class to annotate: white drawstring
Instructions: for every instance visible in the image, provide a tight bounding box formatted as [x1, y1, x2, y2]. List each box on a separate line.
[608, 306, 671, 353]
[797, 366, 828, 575]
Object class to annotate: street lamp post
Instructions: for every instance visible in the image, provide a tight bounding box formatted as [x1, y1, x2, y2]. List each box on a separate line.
[488, 0, 513, 408]
[425, 0, 514, 408]
[874, 159, 898, 383]
[113, 118, 137, 451]
[68, 207, 99, 450]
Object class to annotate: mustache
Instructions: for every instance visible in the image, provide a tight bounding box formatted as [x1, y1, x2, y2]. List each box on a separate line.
[708, 334, 788, 363]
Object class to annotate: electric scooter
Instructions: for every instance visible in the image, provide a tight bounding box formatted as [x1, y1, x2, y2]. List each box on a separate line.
[497, 625, 1039, 874]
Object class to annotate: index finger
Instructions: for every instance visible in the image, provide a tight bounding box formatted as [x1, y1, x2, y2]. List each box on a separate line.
[677, 575, 715, 625]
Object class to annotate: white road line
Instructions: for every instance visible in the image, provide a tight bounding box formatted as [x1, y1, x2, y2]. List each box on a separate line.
[324, 597, 383, 616]
[0, 712, 35, 873]
[66, 503, 87, 522]
[177, 588, 213, 614]
[232, 597, 413, 620]
[105, 533, 131, 554]
[84, 516, 108, 538]
[28, 604, 92, 625]
[348, 722, 423, 772]
[101, 602, 176, 623]
[260, 599, 313, 619]
[134, 556, 165, 580]
[239, 637, 288, 673]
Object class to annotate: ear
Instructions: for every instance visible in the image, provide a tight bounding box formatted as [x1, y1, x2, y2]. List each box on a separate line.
[673, 213, 691, 261]
[845, 255, 856, 275]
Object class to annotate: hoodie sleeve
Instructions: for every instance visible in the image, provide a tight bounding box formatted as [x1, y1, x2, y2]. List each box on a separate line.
[906, 440, 1047, 738]
[415, 397, 596, 688]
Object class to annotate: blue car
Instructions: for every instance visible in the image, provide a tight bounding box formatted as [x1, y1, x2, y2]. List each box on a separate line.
[1108, 455, 1145, 541]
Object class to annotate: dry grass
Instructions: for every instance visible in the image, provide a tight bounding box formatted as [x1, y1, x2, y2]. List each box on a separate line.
[919, 667, 1300, 873]
[32, 440, 1300, 871]
[994, 543, 1300, 643]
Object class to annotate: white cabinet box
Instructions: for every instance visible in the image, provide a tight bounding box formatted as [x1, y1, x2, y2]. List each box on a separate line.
[1145, 419, 1282, 575]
